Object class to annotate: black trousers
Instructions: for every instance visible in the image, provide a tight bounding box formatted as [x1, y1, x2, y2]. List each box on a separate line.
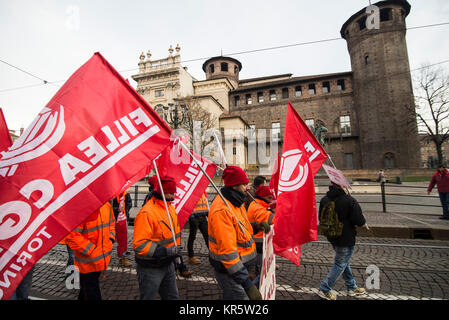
[187, 214, 208, 257]
[78, 271, 102, 300]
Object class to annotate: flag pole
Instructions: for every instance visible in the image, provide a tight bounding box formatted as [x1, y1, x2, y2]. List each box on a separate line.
[152, 159, 180, 264]
[179, 141, 233, 212]
[326, 155, 351, 195]
[213, 130, 227, 167]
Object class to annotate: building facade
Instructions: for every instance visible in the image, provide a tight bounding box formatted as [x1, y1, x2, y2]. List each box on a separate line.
[132, 0, 420, 172]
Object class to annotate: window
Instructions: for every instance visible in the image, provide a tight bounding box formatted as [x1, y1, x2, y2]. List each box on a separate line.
[234, 96, 240, 106]
[322, 81, 330, 93]
[308, 84, 316, 95]
[248, 124, 256, 143]
[282, 88, 289, 99]
[305, 119, 315, 130]
[295, 86, 302, 97]
[234, 66, 238, 74]
[271, 122, 281, 142]
[155, 89, 164, 98]
[344, 153, 354, 169]
[221, 62, 228, 72]
[337, 79, 345, 91]
[384, 152, 395, 169]
[210, 64, 214, 73]
[269, 90, 276, 101]
[246, 94, 252, 105]
[365, 55, 370, 65]
[357, 16, 367, 30]
[257, 92, 264, 103]
[340, 115, 351, 136]
[380, 8, 392, 22]
[233, 147, 236, 155]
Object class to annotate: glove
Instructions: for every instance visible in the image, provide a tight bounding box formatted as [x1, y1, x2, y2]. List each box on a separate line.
[245, 285, 262, 300]
[166, 245, 182, 257]
[258, 222, 271, 234]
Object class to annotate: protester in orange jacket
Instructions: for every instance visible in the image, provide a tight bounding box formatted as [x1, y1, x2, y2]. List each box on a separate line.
[133, 176, 182, 300]
[208, 166, 268, 300]
[247, 186, 274, 277]
[64, 201, 116, 300]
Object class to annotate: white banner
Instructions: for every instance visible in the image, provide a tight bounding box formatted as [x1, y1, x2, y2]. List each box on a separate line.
[259, 228, 276, 300]
[322, 164, 352, 190]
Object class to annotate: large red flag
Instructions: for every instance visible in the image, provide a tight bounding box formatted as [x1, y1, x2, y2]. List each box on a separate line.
[155, 138, 217, 229]
[0, 52, 172, 299]
[0, 108, 13, 153]
[273, 102, 327, 266]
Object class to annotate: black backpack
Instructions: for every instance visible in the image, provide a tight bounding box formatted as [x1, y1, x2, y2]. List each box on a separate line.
[319, 201, 344, 238]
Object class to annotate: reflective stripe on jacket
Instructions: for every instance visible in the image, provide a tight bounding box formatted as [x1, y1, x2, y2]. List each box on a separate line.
[193, 193, 209, 215]
[65, 202, 116, 274]
[133, 198, 181, 264]
[247, 198, 275, 242]
[208, 195, 256, 275]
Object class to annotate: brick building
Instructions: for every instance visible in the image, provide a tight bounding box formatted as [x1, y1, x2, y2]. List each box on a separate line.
[132, 0, 420, 172]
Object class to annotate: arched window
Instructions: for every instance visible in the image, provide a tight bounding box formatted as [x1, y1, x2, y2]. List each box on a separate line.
[384, 152, 395, 169]
[154, 104, 166, 121]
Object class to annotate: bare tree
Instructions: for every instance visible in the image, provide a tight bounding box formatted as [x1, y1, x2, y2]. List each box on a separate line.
[414, 64, 449, 165]
[175, 96, 218, 155]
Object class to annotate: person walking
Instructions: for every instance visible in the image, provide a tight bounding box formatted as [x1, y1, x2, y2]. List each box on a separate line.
[317, 182, 368, 300]
[427, 164, 449, 220]
[208, 166, 267, 300]
[65, 201, 116, 300]
[246, 185, 274, 279]
[133, 176, 182, 300]
[187, 193, 209, 265]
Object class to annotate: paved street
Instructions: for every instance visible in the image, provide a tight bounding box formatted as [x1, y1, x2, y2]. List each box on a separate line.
[29, 227, 449, 301]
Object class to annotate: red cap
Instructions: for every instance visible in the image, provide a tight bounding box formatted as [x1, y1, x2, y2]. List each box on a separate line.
[148, 176, 157, 186]
[155, 176, 177, 194]
[222, 166, 249, 187]
[256, 186, 272, 198]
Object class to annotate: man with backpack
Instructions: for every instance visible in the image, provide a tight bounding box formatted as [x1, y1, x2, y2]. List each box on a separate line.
[317, 182, 368, 300]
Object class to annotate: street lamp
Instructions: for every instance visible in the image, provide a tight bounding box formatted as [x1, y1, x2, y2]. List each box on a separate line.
[166, 102, 187, 129]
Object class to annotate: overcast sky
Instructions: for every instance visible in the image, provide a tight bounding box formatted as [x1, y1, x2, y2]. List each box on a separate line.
[1, 0, 448, 132]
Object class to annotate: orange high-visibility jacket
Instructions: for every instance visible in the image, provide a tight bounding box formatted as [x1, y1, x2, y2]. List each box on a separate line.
[65, 202, 116, 274]
[193, 193, 209, 214]
[133, 198, 181, 263]
[208, 195, 256, 275]
[247, 199, 275, 243]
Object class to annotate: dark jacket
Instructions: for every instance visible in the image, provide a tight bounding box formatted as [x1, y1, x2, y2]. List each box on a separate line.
[319, 185, 366, 247]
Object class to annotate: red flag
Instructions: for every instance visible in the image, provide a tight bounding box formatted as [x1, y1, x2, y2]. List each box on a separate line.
[0, 52, 172, 299]
[273, 102, 328, 266]
[0, 108, 13, 153]
[268, 153, 280, 210]
[155, 138, 217, 229]
[115, 192, 128, 257]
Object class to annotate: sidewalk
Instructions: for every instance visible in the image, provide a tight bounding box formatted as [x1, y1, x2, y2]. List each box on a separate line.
[128, 206, 449, 241]
[357, 210, 449, 240]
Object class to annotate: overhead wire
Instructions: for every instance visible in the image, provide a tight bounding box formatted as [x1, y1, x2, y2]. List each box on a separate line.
[1, 21, 448, 93]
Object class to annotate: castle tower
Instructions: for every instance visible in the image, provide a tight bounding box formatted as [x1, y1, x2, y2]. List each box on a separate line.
[202, 56, 242, 89]
[341, 0, 420, 169]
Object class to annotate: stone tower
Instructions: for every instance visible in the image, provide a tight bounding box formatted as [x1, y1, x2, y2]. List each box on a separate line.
[202, 56, 242, 89]
[340, 0, 420, 169]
